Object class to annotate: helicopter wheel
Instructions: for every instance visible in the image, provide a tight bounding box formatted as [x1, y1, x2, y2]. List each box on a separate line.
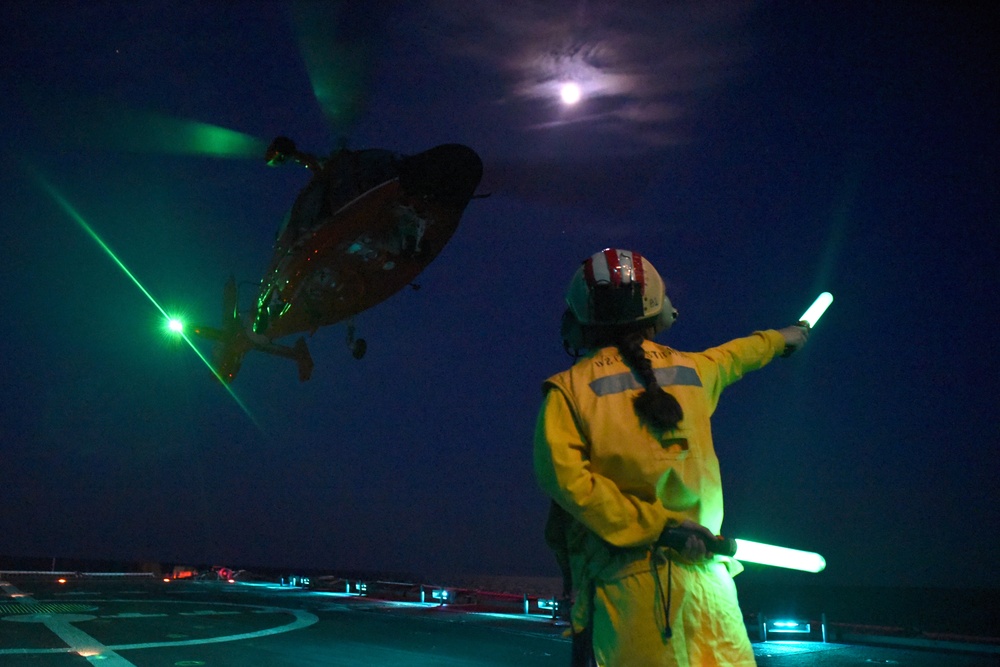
[352, 338, 367, 360]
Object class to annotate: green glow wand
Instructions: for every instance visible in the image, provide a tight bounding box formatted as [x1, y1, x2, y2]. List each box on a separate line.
[783, 291, 833, 356]
[659, 528, 827, 573]
[731, 538, 826, 572]
[799, 291, 833, 328]
[657, 474, 826, 572]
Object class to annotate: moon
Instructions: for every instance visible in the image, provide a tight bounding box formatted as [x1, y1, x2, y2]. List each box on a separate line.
[559, 81, 582, 105]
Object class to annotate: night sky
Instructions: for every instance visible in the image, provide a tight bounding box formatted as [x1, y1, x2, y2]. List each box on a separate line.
[2, 2, 997, 592]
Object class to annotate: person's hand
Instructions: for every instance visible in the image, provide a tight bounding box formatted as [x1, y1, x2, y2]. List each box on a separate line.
[678, 520, 715, 561]
[654, 520, 717, 561]
[779, 323, 810, 357]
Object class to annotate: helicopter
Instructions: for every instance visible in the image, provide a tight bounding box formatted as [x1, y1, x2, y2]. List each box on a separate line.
[190, 137, 483, 383]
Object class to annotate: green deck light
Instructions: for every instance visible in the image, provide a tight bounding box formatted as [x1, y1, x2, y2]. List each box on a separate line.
[770, 620, 811, 633]
[734, 539, 827, 573]
[799, 292, 833, 328]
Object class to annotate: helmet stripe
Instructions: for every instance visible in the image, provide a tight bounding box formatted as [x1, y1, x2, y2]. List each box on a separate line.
[583, 256, 597, 287]
[603, 248, 622, 287]
[632, 251, 645, 294]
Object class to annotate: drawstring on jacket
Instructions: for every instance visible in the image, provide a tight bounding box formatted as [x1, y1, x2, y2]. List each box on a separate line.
[651, 549, 674, 639]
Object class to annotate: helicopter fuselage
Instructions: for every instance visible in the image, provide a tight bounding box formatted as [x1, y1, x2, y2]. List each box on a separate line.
[254, 143, 482, 340]
[198, 142, 483, 382]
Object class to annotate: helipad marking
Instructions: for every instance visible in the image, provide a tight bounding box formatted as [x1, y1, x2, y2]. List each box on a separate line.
[6, 613, 137, 666]
[0, 580, 28, 598]
[1, 580, 136, 665]
[0, 599, 319, 657]
[0, 602, 97, 614]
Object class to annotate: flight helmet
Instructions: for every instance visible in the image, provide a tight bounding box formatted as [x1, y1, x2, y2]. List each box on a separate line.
[563, 249, 677, 348]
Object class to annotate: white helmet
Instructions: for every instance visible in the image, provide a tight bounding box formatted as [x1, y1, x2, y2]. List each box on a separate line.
[564, 248, 677, 334]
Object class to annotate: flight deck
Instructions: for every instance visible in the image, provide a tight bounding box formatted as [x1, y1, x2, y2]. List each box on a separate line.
[1, 570, 997, 666]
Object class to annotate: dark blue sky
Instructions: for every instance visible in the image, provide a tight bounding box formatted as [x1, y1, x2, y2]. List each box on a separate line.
[1, 1, 997, 590]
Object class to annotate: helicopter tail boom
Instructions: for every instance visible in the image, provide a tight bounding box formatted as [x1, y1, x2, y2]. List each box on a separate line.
[192, 279, 314, 383]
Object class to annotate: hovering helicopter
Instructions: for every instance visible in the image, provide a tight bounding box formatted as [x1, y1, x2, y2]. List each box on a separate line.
[190, 137, 483, 383]
[29, 5, 487, 384]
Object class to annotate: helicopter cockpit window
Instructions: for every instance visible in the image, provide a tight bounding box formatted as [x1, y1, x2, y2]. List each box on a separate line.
[279, 175, 329, 241]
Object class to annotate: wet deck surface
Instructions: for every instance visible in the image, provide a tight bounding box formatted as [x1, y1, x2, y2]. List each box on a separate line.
[2, 574, 996, 666]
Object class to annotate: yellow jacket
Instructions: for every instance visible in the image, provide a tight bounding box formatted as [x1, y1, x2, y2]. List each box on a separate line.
[534, 330, 786, 625]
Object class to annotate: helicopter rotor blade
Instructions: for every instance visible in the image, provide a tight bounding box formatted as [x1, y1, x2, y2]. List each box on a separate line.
[289, 1, 389, 142]
[481, 153, 667, 214]
[25, 89, 268, 159]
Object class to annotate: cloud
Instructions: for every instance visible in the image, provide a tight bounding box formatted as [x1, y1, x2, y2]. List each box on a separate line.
[423, 0, 756, 154]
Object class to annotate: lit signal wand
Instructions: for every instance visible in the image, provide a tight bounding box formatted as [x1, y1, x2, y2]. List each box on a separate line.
[659, 528, 827, 573]
[784, 291, 833, 356]
[799, 291, 833, 328]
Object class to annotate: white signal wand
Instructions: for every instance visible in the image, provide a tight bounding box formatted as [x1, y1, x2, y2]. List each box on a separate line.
[799, 291, 833, 328]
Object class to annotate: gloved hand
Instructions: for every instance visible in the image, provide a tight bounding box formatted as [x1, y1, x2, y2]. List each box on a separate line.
[779, 323, 810, 357]
[657, 520, 727, 561]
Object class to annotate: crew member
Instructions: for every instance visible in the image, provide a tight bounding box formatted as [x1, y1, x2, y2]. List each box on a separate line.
[534, 248, 808, 666]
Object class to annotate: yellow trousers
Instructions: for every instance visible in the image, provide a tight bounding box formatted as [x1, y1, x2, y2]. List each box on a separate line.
[591, 557, 756, 667]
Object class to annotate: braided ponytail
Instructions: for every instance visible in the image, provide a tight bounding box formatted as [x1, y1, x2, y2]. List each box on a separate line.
[616, 331, 683, 430]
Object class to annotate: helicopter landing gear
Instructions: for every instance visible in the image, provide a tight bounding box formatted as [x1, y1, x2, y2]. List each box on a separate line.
[346, 320, 367, 360]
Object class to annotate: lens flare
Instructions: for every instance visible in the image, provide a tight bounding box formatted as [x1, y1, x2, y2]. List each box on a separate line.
[32, 170, 259, 428]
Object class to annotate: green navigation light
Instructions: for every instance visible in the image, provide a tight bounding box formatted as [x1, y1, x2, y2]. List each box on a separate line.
[733, 538, 827, 573]
[799, 292, 833, 328]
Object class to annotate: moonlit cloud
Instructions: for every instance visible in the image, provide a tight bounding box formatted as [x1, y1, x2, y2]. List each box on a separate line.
[424, 0, 756, 154]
